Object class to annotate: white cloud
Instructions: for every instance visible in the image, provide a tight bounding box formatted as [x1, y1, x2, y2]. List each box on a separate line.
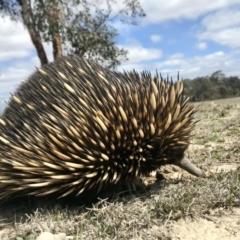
[168, 53, 184, 59]
[0, 99, 6, 115]
[197, 8, 240, 48]
[0, 18, 33, 61]
[139, 0, 240, 24]
[109, 0, 240, 35]
[0, 16, 54, 106]
[0, 16, 54, 61]
[156, 51, 240, 78]
[199, 27, 240, 48]
[120, 39, 162, 65]
[196, 42, 207, 50]
[0, 66, 32, 100]
[150, 34, 162, 43]
[119, 50, 240, 79]
[201, 8, 240, 31]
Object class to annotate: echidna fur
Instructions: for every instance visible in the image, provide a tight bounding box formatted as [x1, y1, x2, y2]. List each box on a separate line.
[0, 55, 202, 201]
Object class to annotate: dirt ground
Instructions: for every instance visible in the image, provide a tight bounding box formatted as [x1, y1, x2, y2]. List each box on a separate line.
[161, 207, 240, 240]
[160, 97, 240, 240]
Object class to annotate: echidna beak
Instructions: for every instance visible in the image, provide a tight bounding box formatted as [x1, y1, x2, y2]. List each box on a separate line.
[175, 158, 203, 177]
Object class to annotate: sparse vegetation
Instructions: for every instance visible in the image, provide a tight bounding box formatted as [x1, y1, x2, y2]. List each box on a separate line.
[183, 71, 240, 101]
[0, 97, 240, 239]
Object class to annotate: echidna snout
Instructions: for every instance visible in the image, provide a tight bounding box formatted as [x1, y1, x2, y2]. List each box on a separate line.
[175, 157, 202, 177]
[0, 55, 202, 201]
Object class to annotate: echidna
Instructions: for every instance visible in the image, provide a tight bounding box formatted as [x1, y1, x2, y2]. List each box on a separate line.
[0, 55, 202, 201]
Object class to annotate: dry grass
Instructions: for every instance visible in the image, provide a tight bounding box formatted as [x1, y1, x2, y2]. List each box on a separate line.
[0, 97, 240, 240]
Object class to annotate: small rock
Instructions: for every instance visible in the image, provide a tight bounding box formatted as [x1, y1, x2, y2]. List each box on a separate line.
[37, 232, 54, 240]
[37, 232, 66, 240]
[55, 233, 67, 240]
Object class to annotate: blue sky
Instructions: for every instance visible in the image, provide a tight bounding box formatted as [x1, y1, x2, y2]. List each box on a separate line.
[1, 0, 240, 113]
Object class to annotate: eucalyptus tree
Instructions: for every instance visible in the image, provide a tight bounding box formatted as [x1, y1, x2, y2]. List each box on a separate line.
[0, 0, 145, 68]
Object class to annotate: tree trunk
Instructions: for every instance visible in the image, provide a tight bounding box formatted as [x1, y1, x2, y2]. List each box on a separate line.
[20, 0, 48, 66]
[48, 1, 62, 60]
[52, 33, 62, 60]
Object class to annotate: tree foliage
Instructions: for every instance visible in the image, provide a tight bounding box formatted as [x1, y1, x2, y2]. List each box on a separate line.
[0, 0, 145, 68]
[183, 70, 240, 101]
